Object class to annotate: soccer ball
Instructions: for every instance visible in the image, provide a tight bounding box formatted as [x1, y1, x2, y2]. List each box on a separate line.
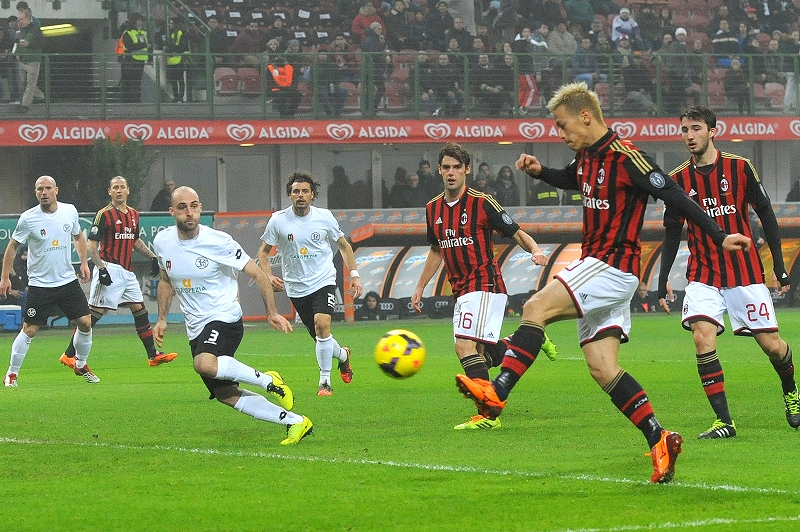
[374, 329, 426, 379]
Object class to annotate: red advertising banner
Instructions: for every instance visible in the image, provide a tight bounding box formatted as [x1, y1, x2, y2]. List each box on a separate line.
[0, 117, 796, 146]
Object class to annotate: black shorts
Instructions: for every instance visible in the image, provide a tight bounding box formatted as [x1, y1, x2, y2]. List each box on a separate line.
[189, 319, 244, 399]
[291, 285, 336, 339]
[24, 280, 90, 326]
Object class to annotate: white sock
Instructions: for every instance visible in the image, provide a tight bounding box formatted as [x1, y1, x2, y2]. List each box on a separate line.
[9, 331, 32, 374]
[216, 356, 273, 389]
[316, 335, 333, 385]
[330, 336, 346, 363]
[73, 329, 93, 369]
[233, 390, 303, 425]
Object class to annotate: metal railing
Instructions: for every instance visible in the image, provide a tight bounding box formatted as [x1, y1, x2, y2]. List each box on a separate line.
[2, 50, 798, 119]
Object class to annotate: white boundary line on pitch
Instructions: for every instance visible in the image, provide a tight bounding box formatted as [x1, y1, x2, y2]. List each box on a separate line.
[553, 514, 800, 532]
[1, 436, 794, 496]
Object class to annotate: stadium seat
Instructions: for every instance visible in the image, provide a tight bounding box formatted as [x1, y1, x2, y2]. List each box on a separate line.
[238, 67, 261, 96]
[214, 67, 240, 95]
[340, 81, 360, 111]
[764, 82, 785, 110]
[706, 81, 726, 108]
[384, 81, 407, 111]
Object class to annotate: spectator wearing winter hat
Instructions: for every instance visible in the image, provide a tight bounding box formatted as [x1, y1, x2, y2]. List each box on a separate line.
[612, 7, 643, 49]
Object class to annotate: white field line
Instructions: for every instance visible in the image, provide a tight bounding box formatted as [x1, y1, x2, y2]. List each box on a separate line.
[0, 436, 794, 496]
[554, 514, 800, 532]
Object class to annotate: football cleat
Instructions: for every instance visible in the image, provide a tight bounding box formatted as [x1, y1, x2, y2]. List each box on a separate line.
[74, 364, 100, 383]
[697, 419, 736, 439]
[149, 351, 178, 366]
[338, 346, 353, 384]
[453, 415, 502, 430]
[455, 374, 507, 419]
[4, 373, 18, 387]
[280, 416, 313, 445]
[646, 430, 683, 483]
[265, 371, 294, 411]
[541, 333, 558, 361]
[317, 382, 333, 396]
[59, 353, 76, 369]
[784, 388, 800, 428]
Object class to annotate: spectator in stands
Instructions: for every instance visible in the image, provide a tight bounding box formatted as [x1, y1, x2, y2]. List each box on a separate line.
[412, 50, 438, 114]
[511, 26, 536, 73]
[355, 291, 386, 320]
[594, 31, 614, 75]
[163, 18, 189, 103]
[447, 17, 473, 54]
[230, 20, 265, 67]
[284, 38, 311, 82]
[407, 10, 430, 50]
[119, 13, 150, 104]
[473, 172, 498, 197]
[1, 15, 19, 102]
[712, 19, 740, 68]
[388, 166, 410, 207]
[206, 17, 230, 67]
[786, 179, 800, 202]
[657, 6, 675, 43]
[492, 0, 520, 49]
[527, 178, 560, 206]
[773, 1, 799, 34]
[314, 52, 348, 118]
[0, 245, 27, 306]
[688, 38, 708, 86]
[615, 34, 634, 69]
[758, 38, 785, 84]
[636, 4, 660, 52]
[565, 0, 594, 33]
[150, 180, 176, 211]
[530, 23, 551, 76]
[573, 36, 606, 89]
[267, 56, 302, 118]
[403, 173, 430, 207]
[12, 7, 41, 113]
[750, 3, 773, 34]
[445, 36, 465, 66]
[264, 15, 290, 48]
[541, 0, 568, 33]
[427, 1, 455, 50]
[493, 166, 521, 206]
[658, 32, 673, 53]
[328, 166, 354, 209]
[473, 53, 513, 115]
[623, 52, 657, 116]
[612, 7, 642, 49]
[664, 27, 693, 115]
[15, 2, 38, 30]
[476, 23, 494, 53]
[361, 21, 391, 112]
[428, 53, 464, 117]
[736, 21, 760, 59]
[631, 282, 657, 313]
[352, 4, 383, 45]
[264, 38, 281, 62]
[417, 159, 441, 198]
[781, 29, 800, 111]
[547, 21, 577, 81]
[385, 0, 409, 51]
[587, 17, 604, 44]
[329, 34, 359, 85]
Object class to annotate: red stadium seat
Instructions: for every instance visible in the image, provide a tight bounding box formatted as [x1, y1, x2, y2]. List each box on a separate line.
[214, 67, 240, 95]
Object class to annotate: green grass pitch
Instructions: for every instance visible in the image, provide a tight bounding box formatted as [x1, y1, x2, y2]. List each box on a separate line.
[2, 312, 800, 531]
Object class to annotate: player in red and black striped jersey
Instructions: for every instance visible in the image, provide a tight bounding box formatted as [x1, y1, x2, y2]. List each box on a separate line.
[59, 176, 177, 369]
[412, 142, 554, 430]
[455, 82, 751, 483]
[657, 106, 798, 438]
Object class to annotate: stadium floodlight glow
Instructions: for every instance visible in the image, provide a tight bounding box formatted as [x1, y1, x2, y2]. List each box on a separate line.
[41, 24, 78, 37]
[239, 143, 255, 147]
[498, 141, 513, 145]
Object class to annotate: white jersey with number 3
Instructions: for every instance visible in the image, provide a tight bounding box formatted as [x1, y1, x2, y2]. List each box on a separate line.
[261, 206, 344, 298]
[153, 225, 250, 340]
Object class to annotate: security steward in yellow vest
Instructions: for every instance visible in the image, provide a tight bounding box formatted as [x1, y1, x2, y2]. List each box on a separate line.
[527, 178, 561, 206]
[163, 18, 189, 103]
[120, 13, 150, 103]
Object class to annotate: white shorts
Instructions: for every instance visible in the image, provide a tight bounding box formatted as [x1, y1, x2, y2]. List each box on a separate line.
[88, 262, 144, 310]
[682, 281, 778, 336]
[452, 291, 508, 344]
[555, 257, 638, 346]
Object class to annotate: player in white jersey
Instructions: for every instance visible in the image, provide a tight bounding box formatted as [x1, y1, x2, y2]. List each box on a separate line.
[152, 186, 313, 445]
[1, 176, 98, 387]
[258, 172, 362, 396]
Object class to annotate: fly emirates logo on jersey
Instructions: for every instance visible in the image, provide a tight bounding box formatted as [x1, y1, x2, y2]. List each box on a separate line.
[700, 195, 737, 218]
[437, 227, 473, 249]
[580, 167, 610, 210]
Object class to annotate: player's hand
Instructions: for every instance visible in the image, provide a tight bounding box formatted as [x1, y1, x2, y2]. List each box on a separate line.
[773, 271, 790, 296]
[658, 281, 675, 313]
[531, 250, 548, 266]
[269, 275, 285, 292]
[350, 277, 363, 299]
[98, 267, 113, 286]
[721, 233, 751, 252]
[411, 290, 423, 313]
[267, 312, 293, 333]
[0, 278, 10, 299]
[153, 319, 166, 347]
[515, 153, 543, 175]
[149, 257, 160, 277]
